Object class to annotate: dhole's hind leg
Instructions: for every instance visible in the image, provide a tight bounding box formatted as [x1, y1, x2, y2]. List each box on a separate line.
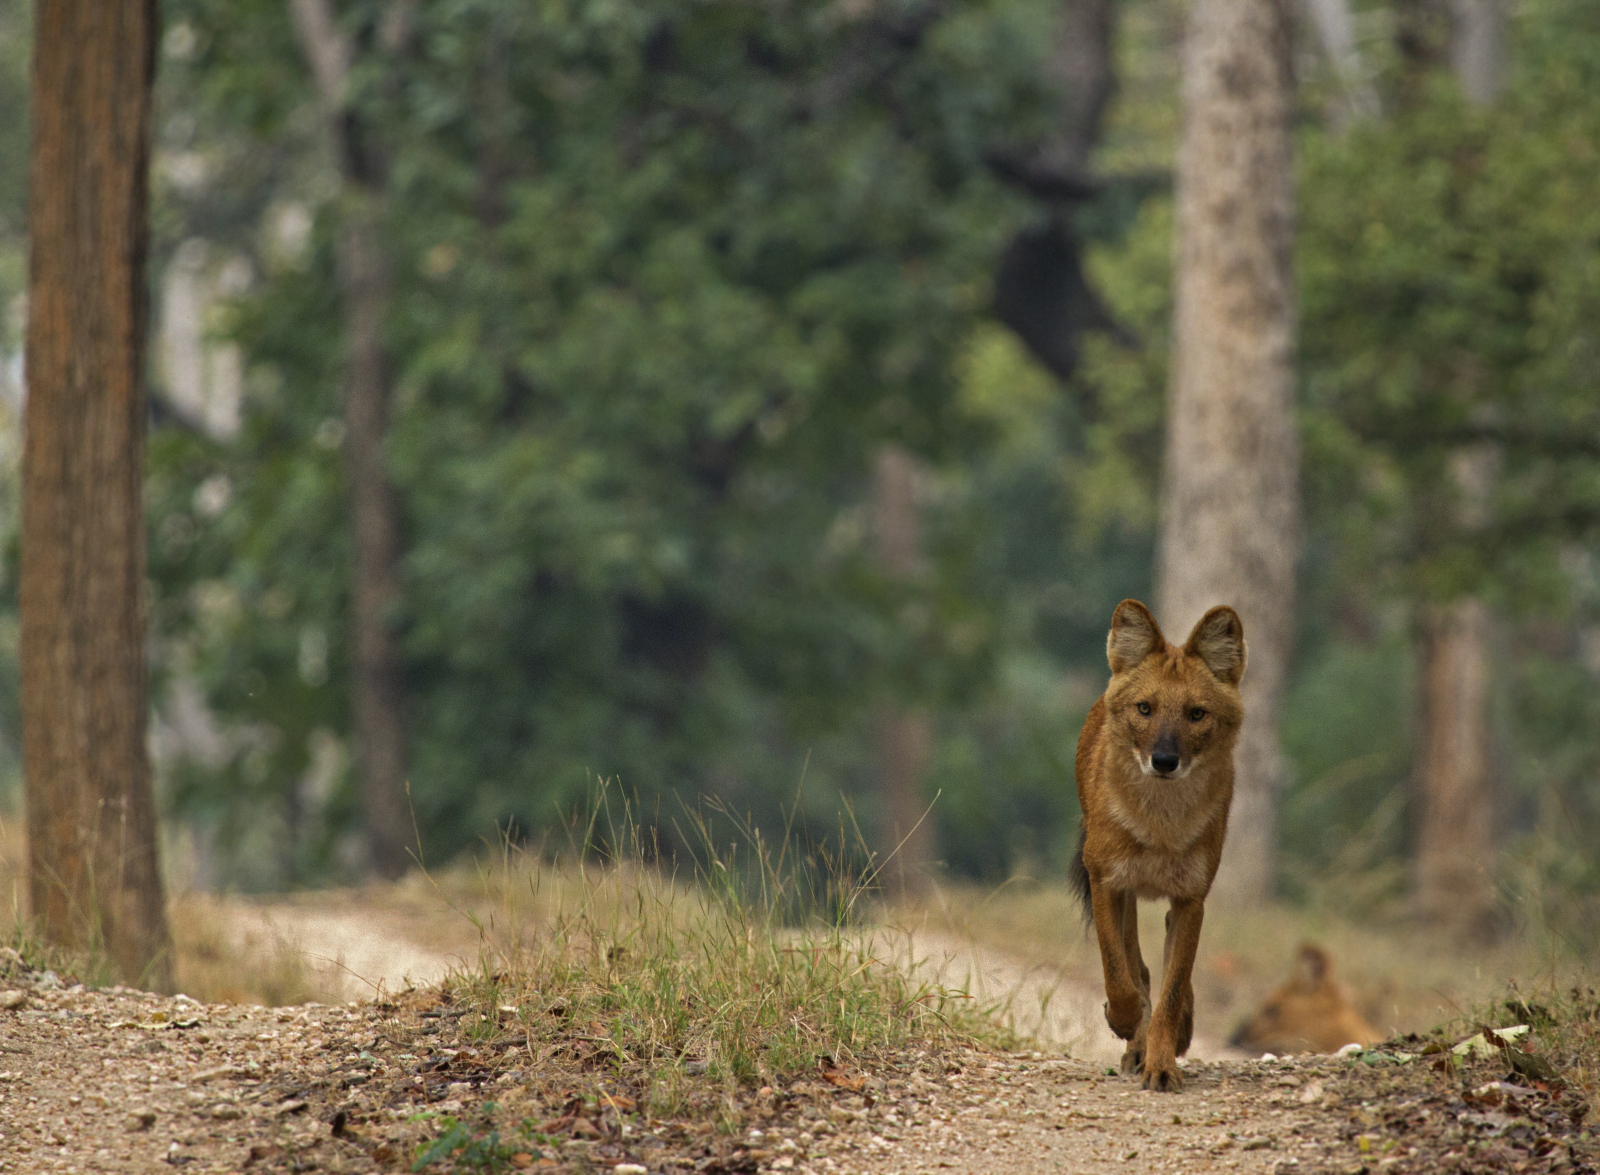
[1117, 891, 1152, 1077]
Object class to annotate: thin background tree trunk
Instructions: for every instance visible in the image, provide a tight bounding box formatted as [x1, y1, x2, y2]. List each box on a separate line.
[1449, 0, 1506, 105]
[23, 0, 173, 988]
[1157, 0, 1300, 907]
[1044, 0, 1116, 178]
[872, 444, 936, 902]
[1299, 0, 1379, 128]
[290, 0, 412, 878]
[1410, 4, 1506, 935]
[1414, 597, 1497, 930]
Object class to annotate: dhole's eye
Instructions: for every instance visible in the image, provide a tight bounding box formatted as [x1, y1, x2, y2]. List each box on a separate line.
[1189, 707, 1206, 721]
[1136, 702, 1151, 716]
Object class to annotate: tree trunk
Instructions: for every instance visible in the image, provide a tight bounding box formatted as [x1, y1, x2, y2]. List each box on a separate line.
[289, 0, 412, 878]
[22, 0, 172, 989]
[1156, 0, 1299, 907]
[1043, 0, 1116, 178]
[1449, 0, 1506, 106]
[1412, 598, 1497, 934]
[1299, 0, 1379, 128]
[872, 444, 937, 903]
[1409, 20, 1504, 933]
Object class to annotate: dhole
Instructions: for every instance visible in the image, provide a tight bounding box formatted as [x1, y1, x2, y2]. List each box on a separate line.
[1228, 943, 1381, 1054]
[1071, 599, 1246, 1092]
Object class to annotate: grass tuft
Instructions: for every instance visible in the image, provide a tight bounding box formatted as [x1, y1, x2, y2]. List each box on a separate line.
[437, 789, 998, 1122]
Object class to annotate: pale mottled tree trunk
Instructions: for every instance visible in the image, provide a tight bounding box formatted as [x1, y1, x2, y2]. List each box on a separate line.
[872, 445, 937, 903]
[290, 0, 412, 878]
[23, 0, 173, 988]
[1157, 0, 1299, 907]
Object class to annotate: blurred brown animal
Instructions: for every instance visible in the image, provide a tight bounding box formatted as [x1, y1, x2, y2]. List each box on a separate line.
[1229, 942, 1382, 1054]
[1071, 599, 1247, 1092]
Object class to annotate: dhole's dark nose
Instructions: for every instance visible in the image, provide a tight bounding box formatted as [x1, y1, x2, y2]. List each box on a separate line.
[1152, 750, 1180, 774]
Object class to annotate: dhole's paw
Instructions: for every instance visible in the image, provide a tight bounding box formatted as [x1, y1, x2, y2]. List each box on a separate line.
[1141, 1061, 1184, 1093]
[1118, 1042, 1144, 1077]
[1104, 997, 1144, 1041]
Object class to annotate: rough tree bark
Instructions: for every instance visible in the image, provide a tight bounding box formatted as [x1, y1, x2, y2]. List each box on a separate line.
[873, 445, 937, 903]
[1156, 0, 1299, 907]
[1411, 6, 1506, 935]
[289, 0, 412, 879]
[23, 0, 173, 988]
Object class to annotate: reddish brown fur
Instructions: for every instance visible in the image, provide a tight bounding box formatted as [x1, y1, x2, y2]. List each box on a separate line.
[1229, 943, 1382, 1055]
[1074, 599, 1246, 1092]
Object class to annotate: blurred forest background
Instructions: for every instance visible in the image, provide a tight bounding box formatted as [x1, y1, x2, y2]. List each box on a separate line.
[1, 0, 1598, 947]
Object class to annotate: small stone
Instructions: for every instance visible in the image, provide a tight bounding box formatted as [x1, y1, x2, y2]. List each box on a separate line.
[614, 1166, 648, 1175]
[193, 1064, 244, 1082]
[212, 1105, 246, 1120]
[773, 1160, 796, 1172]
[274, 1099, 309, 1116]
[36, 969, 63, 990]
[126, 1110, 157, 1131]
[0, 990, 26, 1010]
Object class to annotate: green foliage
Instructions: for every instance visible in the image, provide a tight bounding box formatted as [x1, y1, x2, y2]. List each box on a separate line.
[411, 1106, 540, 1174]
[146, 0, 1106, 881]
[1287, 0, 1600, 918]
[1299, 6, 1600, 608]
[2, 0, 1590, 915]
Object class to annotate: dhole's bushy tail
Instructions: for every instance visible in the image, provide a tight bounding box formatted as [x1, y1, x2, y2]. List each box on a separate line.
[1068, 822, 1092, 924]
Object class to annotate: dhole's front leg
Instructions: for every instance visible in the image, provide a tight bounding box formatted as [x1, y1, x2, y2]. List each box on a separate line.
[1088, 879, 1149, 1059]
[1116, 889, 1153, 1076]
[1143, 897, 1205, 1092]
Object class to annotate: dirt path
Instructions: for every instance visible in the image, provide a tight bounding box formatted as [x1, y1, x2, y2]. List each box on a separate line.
[223, 899, 468, 1001]
[1, 900, 1592, 1174]
[862, 929, 1245, 1067]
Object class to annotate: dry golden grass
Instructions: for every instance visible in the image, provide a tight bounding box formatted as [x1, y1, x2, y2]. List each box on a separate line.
[0, 814, 344, 1004]
[432, 808, 1008, 1114]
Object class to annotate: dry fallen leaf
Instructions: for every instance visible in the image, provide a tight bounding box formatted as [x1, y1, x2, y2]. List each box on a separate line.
[820, 1069, 866, 1092]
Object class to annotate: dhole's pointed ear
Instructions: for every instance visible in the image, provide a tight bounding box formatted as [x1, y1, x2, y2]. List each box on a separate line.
[1293, 942, 1331, 985]
[1185, 606, 1246, 685]
[1107, 599, 1165, 675]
